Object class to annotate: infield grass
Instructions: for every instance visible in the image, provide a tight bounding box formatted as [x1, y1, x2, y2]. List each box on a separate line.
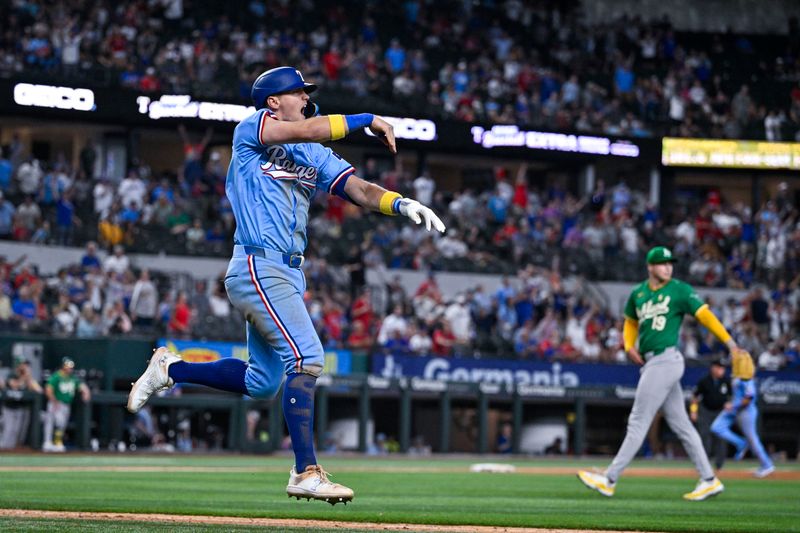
[1, 454, 798, 532]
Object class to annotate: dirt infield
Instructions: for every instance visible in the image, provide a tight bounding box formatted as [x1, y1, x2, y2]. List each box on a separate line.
[0, 464, 797, 480]
[0, 509, 651, 533]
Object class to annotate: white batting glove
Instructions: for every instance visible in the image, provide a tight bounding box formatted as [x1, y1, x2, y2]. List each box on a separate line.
[398, 198, 446, 233]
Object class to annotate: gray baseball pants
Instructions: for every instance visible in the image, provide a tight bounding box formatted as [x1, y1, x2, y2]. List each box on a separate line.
[606, 348, 714, 482]
[0, 406, 31, 448]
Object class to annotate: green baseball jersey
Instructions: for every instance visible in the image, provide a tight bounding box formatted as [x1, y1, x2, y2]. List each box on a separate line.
[47, 371, 79, 404]
[624, 278, 705, 356]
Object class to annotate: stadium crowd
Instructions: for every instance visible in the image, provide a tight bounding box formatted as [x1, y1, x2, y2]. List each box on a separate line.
[0, 1, 799, 369]
[2, 1, 800, 140]
[0, 236, 798, 370]
[1, 131, 797, 290]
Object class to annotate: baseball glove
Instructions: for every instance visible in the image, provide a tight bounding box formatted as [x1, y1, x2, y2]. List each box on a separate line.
[731, 348, 755, 380]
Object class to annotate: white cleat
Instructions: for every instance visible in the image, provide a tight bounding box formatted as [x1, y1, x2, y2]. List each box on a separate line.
[577, 470, 615, 497]
[127, 347, 181, 413]
[683, 477, 724, 501]
[753, 465, 775, 478]
[286, 465, 354, 505]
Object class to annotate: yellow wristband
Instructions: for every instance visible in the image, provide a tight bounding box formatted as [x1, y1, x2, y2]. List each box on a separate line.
[689, 403, 698, 414]
[328, 114, 346, 140]
[379, 191, 402, 216]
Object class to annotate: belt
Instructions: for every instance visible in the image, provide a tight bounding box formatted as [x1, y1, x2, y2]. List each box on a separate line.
[643, 347, 675, 361]
[242, 245, 305, 268]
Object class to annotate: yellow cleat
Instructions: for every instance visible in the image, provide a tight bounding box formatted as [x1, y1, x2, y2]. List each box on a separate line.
[577, 470, 615, 497]
[683, 477, 724, 501]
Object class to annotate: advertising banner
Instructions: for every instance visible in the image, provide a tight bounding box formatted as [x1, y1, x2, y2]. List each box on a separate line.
[663, 137, 800, 170]
[158, 339, 352, 375]
[372, 354, 800, 395]
[0, 79, 655, 159]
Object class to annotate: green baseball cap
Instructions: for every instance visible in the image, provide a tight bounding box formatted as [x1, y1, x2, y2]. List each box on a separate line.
[646, 246, 677, 264]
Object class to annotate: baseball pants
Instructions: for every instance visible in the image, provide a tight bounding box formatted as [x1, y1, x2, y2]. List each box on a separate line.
[712, 406, 773, 469]
[607, 348, 714, 482]
[698, 405, 727, 468]
[224, 245, 324, 399]
[0, 406, 31, 448]
[43, 401, 71, 445]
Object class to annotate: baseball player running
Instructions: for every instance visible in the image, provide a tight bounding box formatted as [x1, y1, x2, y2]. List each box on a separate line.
[578, 246, 752, 501]
[128, 66, 445, 505]
[711, 353, 775, 478]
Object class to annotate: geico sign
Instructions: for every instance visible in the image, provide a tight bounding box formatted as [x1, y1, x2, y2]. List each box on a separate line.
[13, 83, 95, 112]
[365, 116, 436, 142]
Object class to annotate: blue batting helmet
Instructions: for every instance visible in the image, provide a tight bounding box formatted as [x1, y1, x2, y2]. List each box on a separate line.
[251, 67, 317, 109]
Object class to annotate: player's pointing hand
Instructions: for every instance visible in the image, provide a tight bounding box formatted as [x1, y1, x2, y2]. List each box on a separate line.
[368, 116, 397, 154]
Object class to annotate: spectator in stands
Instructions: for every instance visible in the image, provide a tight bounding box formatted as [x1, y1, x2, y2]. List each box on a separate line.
[0, 192, 15, 239]
[16, 159, 42, 197]
[0, 147, 11, 192]
[378, 305, 408, 346]
[16, 196, 41, 236]
[432, 321, 456, 356]
[52, 293, 80, 335]
[408, 322, 433, 355]
[168, 291, 192, 336]
[105, 300, 132, 335]
[75, 302, 101, 338]
[185, 219, 206, 253]
[758, 343, 786, 371]
[11, 285, 38, 331]
[347, 320, 373, 352]
[103, 245, 130, 275]
[208, 281, 230, 318]
[81, 242, 101, 271]
[384, 329, 411, 356]
[130, 269, 158, 329]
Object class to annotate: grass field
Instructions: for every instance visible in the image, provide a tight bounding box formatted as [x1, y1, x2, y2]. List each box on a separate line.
[1, 454, 798, 532]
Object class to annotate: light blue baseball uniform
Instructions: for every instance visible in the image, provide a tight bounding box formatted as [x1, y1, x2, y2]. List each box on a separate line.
[711, 377, 774, 469]
[224, 108, 355, 397]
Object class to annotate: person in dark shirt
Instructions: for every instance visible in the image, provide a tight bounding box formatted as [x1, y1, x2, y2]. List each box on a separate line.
[690, 359, 731, 470]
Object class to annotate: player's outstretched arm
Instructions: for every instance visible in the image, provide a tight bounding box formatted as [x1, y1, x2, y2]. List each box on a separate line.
[261, 114, 396, 153]
[343, 175, 446, 233]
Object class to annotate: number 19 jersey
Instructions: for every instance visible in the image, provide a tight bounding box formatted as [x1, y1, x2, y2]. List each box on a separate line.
[624, 278, 705, 356]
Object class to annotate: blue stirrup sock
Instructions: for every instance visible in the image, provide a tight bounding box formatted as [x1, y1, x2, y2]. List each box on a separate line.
[168, 359, 249, 395]
[282, 372, 317, 472]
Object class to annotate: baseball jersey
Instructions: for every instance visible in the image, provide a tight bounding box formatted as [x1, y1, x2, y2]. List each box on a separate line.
[624, 278, 705, 356]
[226, 109, 356, 255]
[47, 371, 79, 404]
[731, 377, 757, 411]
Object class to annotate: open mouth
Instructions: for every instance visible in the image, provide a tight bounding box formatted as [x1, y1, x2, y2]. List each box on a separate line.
[302, 102, 318, 119]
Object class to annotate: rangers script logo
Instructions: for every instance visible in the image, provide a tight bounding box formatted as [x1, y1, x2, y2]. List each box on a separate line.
[260, 146, 318, 190]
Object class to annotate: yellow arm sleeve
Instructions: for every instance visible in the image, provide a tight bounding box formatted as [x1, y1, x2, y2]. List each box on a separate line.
[623, 317, 638, 352]
[694, 305, 732, 344]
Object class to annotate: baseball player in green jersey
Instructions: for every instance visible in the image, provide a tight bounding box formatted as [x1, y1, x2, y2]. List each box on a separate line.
[43, 357, 90, 452]
[578, 246, 753, 501]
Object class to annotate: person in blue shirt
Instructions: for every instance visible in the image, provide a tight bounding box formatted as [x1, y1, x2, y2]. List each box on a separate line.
[711, 352, 775, 478]
[127, 66, 445, 505]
